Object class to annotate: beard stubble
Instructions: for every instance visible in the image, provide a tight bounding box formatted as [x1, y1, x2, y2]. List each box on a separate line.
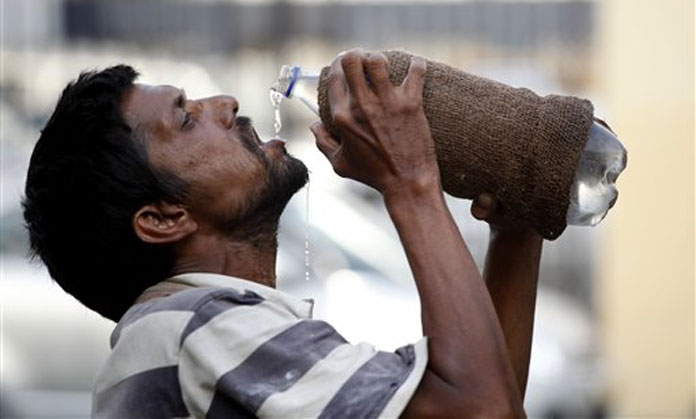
[218, 118, 309, 239]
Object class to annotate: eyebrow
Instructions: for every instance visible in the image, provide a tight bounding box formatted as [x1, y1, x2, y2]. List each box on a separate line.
[173, 88, 186, 109]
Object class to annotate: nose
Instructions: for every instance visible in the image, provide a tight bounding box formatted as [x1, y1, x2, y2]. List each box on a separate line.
[211, 95, 239, 129]
[608, 190, 619, 210]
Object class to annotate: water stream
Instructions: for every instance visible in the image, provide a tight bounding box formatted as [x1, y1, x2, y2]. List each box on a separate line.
[270, 88, 312, 281]
[304, 177, 311, 281]
[269, 89, 283, 136]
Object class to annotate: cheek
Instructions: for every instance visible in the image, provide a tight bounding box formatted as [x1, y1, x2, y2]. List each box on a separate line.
[189, 144, 268, 214]
[206, 151, 265, 190]
[149, 132, 269, 219]
[164, 138, 262, 184]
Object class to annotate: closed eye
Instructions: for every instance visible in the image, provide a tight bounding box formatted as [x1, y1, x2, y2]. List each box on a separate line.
[182, 111, 195, 130]
[174, 88, 195, 130]
[181, 112, 193, 128]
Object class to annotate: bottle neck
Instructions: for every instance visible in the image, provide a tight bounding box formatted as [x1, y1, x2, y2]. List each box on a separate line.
[272, 65, 321, 116]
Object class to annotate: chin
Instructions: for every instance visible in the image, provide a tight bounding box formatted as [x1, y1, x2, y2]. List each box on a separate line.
[217, 154, 307, 236]
[235, 122, 308, 215]
[263, 152, 307, 213]
[274, 153, 309, 196]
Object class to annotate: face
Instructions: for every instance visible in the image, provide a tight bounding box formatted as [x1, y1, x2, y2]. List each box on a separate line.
[121, 83, 308, 234]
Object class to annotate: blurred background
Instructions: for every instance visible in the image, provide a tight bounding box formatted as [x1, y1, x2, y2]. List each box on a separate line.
[0, 0, 693, 417]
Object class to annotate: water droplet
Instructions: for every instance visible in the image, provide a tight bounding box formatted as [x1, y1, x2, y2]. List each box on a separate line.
[304, 177, 311, 281]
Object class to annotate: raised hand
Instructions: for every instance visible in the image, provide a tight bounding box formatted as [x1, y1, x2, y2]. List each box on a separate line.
[310, 50, 440, 198]
[471, 193, 540, 238]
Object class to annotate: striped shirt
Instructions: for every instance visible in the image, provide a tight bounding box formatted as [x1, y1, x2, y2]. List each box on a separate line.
[92, 272, 428, 418]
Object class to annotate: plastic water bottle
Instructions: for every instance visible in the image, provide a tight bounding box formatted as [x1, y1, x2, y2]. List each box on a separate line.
[271, 64, 627, 227]
[566, 121, 627, 226]
[271, 65, 320, 117]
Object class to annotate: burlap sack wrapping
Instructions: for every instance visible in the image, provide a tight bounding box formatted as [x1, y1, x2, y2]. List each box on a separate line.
[317, 50, 595, 240]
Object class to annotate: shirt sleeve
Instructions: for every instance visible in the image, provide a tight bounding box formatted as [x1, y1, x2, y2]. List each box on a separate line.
[178, 296, 428, 419]
[256, 329, 428, 419]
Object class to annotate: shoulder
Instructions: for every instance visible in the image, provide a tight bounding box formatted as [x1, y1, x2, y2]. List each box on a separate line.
[109, 286, 263, 347]
[94, 286, 268, 390]
[180, 313, 428, 419]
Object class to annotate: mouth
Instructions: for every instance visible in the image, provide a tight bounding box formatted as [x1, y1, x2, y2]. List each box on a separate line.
[262, 138, 287, 153]
[236, 115, 286, 153]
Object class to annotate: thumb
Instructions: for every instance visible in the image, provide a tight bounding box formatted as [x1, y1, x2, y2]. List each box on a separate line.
[310, 121, 340, 160]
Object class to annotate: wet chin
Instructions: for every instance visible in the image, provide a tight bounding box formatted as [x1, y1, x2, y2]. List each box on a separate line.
[241, 128, 308, 209]
[266, 153, 309, 207]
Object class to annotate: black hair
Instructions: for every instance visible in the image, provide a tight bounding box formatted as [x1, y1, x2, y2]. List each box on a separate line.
[22, 65, 188, 321]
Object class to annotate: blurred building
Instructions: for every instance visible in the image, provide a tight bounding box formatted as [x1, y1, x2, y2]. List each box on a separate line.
[595, 0, 694, 416]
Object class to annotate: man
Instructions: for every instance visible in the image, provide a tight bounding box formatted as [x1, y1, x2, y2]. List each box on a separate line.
[23, 50, 543, 418]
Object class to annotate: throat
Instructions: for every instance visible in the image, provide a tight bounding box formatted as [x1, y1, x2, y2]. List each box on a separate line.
[171, 227, 279, 288]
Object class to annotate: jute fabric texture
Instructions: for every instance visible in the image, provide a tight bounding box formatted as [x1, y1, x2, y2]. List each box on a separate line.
[317, 50, 595, 240]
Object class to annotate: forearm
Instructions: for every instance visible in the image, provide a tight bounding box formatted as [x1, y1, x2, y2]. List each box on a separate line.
[384, 182, 523, 413]
[483, 228, 543, 397]
[313, 50, 525, 416]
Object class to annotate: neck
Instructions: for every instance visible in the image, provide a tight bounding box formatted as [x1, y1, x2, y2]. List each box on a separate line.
[170, 224, 279, 289]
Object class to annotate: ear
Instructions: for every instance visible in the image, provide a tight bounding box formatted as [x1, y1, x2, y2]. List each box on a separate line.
[133, 202, 197, 244]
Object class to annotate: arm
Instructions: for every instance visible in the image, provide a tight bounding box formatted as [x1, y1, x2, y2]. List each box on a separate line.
[310, 50, 524, 418]
[472, 195, 544, 397]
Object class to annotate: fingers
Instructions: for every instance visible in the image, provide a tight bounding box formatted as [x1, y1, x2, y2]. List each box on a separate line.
[471, 193, 497, 221]
[310, 121, 340, 160]
[340, 50, 371, 100]
[402, 56, 427, 98]
[364, 53, 391, 98]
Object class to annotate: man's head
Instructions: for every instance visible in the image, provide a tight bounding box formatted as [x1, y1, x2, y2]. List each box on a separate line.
[23, 65, 307, 321]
